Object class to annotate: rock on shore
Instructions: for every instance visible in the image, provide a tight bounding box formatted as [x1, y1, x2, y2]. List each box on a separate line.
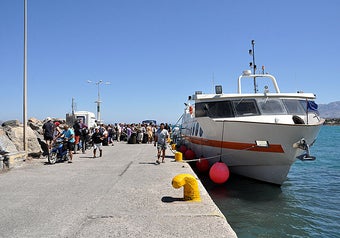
[0, 118, 47, 158]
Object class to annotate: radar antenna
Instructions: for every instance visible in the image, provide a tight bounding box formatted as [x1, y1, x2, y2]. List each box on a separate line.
[248, 40, 257, 93]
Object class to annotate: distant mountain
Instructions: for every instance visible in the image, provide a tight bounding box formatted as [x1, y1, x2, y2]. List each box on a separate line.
[318, 101, 340, 118]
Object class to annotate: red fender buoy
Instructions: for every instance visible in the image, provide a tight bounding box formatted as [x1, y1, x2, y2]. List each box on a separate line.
[196, 158, 210, 173]
[184, 149, 196, 160]
[209, 162, 230, 184]
[179, 145, 187, 154]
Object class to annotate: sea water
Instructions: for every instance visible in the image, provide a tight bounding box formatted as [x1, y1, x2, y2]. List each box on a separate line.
[199, 126, 340, 238]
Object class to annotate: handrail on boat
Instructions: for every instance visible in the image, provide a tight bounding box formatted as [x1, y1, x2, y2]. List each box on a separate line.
[238, 72, 281, 94]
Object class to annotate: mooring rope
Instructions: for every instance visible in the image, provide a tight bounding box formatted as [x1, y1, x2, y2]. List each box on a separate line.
[171, 145, 257, 163]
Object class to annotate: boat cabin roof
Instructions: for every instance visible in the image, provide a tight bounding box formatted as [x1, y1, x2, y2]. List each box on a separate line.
[191, 92, 317, 102]
[190, 72, 317, 102]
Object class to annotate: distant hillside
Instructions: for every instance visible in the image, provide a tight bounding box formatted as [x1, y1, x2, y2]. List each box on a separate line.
[318, 101, 340, 119]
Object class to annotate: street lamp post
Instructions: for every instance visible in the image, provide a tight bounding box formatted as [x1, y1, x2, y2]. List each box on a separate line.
[87, 80, 110, 123]
[23, 0, 28, 158]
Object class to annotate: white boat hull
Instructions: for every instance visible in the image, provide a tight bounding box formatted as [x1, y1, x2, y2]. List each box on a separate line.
[181, 118, 323, 185]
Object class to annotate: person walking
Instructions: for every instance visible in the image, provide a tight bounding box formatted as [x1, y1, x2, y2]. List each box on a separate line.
[42, 117, 55, 154]
[115, 123, 121, 142]
[152, 125, 157, 143]
[91, 127, 104, 158]
[73, 119, 83, 153]
[154, 123, 169, 164]
[80, 124, 89, 154]
[136, 124, 144, 144]
[146, 123, 153, 144]
[107, 125, 115, 146]
[126, 125, 133, 143]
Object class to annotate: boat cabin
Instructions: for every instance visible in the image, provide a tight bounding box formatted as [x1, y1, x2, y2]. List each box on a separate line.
[188, 72, 321, 125]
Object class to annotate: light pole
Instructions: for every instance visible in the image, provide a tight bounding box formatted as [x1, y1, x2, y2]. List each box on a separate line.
[87, 80, 110, 123]
[23, 0, 28, 158]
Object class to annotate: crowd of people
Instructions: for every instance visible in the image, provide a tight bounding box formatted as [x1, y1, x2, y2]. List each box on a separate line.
[42, 117, 175, 162]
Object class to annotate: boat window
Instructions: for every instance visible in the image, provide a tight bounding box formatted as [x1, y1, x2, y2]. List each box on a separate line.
[257, 98, 286, 115]
[195, 101, 234, 118]
[233, 99, 260, 116]
[195, 122, 199, 136]
[283, 99, 306, 114]
[195, 103, 208, 117]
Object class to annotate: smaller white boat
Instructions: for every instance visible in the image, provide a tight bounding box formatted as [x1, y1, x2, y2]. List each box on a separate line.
[180, 41, 324, 185]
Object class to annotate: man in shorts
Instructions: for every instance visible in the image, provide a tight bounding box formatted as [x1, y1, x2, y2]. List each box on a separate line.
[154, 123, 170, 164]
[42, 117, 55, 154]
[91, 127, 104, 158]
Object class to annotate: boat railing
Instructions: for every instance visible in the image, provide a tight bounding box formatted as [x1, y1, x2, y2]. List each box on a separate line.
[238, 71, 281, 94]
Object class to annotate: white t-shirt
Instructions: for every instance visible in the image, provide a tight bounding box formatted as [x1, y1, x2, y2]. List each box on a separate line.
[156, 128, 169, 145]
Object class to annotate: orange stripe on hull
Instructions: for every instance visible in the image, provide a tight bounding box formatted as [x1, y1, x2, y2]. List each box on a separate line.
[185, 136, 285, 153]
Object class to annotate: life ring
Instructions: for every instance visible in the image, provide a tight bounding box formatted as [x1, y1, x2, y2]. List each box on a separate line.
[189, 106, 193, 114]
[292, 115, 305, 124]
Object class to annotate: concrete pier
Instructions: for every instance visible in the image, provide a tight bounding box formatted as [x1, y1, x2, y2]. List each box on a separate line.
[0, 142, 237, 237]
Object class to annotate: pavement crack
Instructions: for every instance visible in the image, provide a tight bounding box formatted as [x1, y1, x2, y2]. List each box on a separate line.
[119, 161, 133, 176]
[88, 215, 115, 219]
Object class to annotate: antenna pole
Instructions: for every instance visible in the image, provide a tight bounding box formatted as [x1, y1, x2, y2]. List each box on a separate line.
[251, 40, 257, 93]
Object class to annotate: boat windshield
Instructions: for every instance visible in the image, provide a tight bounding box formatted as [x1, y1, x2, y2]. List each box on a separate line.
[195, 99, 260, 118]
[194, 98, 316, 118]
[233, 99, 260, 116]
[257, 98, 286, 115]
[282, 99, 307, 114]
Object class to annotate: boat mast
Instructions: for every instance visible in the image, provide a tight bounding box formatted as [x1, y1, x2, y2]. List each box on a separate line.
[249, 40, 257, 93]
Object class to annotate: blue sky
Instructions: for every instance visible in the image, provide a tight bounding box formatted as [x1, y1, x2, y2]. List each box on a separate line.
[1, 0, 339, 124]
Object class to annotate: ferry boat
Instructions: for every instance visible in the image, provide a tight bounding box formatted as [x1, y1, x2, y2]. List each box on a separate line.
[180, 42, 324, 185]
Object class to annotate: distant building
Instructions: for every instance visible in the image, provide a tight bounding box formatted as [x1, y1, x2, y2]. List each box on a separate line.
[66, 111, 96, 128]
[142, 120, 157, 125]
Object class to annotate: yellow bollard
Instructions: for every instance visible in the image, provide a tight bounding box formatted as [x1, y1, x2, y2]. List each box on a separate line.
[175, 152, 182, 162]
[171, 143, 176, 150]
[172, 174, 201, 202]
